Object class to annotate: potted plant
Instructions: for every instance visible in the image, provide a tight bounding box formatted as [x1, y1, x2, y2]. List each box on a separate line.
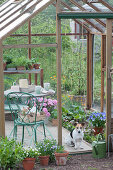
[3, 59, 6, 70]
[54, 145, 69, 166]
[31, 58, 40, 69]
[36, 139, 57, 166]
[14, 56, 27, 70]
[88, 112, 106, 135]
[6, 63, 16, 71]
[25, 59, 34, 70]
[19, 146, 39, 170]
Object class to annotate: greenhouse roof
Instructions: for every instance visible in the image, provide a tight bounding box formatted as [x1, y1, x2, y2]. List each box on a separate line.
[0, 0, 113, 40]
[0, 0, 55, 41]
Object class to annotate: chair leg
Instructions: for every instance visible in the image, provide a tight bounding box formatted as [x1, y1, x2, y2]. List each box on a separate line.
[22, 126, 25, 145]
[43, 122, 46, 138]
[34, 127, 37, 143]
[14, 125, 17, 140]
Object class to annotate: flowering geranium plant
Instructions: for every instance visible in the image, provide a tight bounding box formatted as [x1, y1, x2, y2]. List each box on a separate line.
[19, 146, 39, 160]
[36, 139, 58, 162]
[37, 98, 57, 118]
[88, 112, 106, 128]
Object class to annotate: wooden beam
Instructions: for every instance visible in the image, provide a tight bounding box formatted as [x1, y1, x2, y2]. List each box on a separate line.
[56, 0, 62, 146]
[106, 19, 113, 150]
[84, 2, 101, 12]
[101, 35, 106, 112]
[3, 43, 57, 49]
[61, 1, 91, 32]
[69, 0, 106, 28]
[10, 33, 88, 37]
[100, 0, 113, 11]
[87, 32, 93, 109]
[28, 21, 31, 85]
[0, 42, 5, 137]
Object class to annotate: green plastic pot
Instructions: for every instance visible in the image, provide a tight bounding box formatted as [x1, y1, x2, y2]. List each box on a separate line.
[92, 140, 106, 158]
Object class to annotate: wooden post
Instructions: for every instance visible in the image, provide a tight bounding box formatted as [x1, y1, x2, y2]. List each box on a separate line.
[87, 32, 93, 109]
[28, 21, 31, 85]
[101, 35, 106, 112]
[40, 69, 43, 87]
[56, 0, 62, 145]
[0, 41, 5, 137]
[106, 19, 113, 149]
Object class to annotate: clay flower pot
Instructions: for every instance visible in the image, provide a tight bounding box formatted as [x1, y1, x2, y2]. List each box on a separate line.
[93, 127, 103, 135]
[33, 63, 40, 69]
[38, 155, 49, 166]
[52, 118, 58, 126]
[17, 66, 26, 70]
[3, 62, 6, 70]
[54, 151, 69, 166]
[22, 157, 36, 170]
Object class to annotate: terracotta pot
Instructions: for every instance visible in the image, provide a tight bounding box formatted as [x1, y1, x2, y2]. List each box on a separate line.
[17, 66, 26, 70]
[22, 157, 36, 170]
[29, 65, 34, 70]
[52, 118, 58, 126]
[33, 63, 40, 69]
[55, 151, 69, 166]
[3, 62, 6, 70]
[93, 127, 103, 135]
[39, 155, 49, 166]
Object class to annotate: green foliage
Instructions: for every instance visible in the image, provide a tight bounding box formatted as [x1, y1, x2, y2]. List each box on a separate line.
[7, 63, 16, 68]
[62, 94, 87, 123]
[36, 139, 57, 162]
[0, 137, 22, 169]
[55, 145, 65, 153]
[13, 56, 27, 67]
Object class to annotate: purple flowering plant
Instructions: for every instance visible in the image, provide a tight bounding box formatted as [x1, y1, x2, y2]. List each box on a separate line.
[88, 112, 106, 128]
[36, 139, 58, 161]
[37, 97, 57, 118]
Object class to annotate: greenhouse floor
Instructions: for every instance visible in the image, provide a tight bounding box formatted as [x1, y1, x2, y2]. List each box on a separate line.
[5, 120, 92, 154]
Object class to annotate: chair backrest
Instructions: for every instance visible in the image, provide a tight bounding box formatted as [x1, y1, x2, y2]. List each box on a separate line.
[6, 92, 43, 124]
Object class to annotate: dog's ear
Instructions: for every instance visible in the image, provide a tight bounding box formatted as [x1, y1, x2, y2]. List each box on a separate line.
[81, 122, 85, 127]
[70, 120, 78, 126]
[73, 122, 78, 126]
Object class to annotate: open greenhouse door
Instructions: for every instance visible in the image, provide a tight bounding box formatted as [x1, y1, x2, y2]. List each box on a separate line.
[106, 19, 113, 150]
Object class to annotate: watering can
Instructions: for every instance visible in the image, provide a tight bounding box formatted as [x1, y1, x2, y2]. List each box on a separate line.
[92, 134, 106, 158]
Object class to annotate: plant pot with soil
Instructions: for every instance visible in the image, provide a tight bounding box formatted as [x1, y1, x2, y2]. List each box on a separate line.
[54, 146, 69, 166]
[14, 56, 27, 70]
[7, 63, 16, 71]
[19, 146, 39, 170]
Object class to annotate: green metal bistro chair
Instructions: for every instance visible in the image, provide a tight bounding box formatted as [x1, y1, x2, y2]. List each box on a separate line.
[6, 92, 46, 144]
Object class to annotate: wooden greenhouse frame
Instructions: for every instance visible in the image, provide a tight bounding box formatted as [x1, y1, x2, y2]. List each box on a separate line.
[0, 0, 113, 149]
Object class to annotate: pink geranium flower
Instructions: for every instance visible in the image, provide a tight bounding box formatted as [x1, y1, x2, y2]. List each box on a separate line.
[43, 108, 48, 113]
[46, 112, 51, 117]
[53, 99, 57, 105]
[38, 97, 43, 102]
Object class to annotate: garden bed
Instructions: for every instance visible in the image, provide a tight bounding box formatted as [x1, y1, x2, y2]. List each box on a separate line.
[18, 153, 113, 170]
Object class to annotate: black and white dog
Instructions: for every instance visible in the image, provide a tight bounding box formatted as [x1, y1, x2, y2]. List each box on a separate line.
[65, 122, 85, 150]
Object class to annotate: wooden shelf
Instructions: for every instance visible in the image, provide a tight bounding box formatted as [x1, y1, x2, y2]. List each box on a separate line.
[4, 68, 43, 87]
[4, 69, 41, 74]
